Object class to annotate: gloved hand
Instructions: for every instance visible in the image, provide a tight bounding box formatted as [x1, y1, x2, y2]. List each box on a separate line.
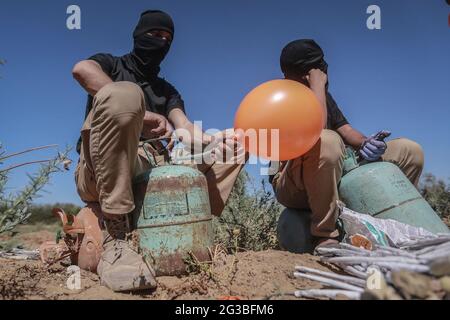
[359, 131, 390, 162]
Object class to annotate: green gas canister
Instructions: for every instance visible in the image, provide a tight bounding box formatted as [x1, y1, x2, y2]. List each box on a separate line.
[132, 165, 214, 276]
[339, 148, 449, 235]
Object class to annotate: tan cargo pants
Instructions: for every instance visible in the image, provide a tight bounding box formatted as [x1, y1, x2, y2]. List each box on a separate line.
[75, 81, 243, 217]
[272, 129, 424, 238]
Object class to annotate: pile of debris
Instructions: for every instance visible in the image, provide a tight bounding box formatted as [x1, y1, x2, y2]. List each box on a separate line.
[293, 208, 450, 300]
[0, 248, 39, 261]
[294, 236, 450, 300]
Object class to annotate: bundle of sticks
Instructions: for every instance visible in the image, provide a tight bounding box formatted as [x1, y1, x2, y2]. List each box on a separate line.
[293, 234, 450, 300]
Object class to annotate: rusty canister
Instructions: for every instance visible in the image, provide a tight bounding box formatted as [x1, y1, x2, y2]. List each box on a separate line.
[133, 165, 213, 276]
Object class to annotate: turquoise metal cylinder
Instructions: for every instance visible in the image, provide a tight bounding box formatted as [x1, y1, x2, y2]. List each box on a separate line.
[339, 149, 449, 235]
[132, 165, 214, 276]
[277, 208, 314, 253]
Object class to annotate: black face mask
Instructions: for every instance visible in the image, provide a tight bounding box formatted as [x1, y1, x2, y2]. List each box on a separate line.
[126, 10, 174, 80]
[131, 34, 171, 74]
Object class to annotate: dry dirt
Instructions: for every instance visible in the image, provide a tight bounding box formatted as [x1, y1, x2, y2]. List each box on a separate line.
[0, 230, 331, 300]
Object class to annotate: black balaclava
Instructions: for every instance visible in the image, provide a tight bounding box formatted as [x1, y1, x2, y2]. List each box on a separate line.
[128, 10, 174, 80]
[280, 39, 328, 86]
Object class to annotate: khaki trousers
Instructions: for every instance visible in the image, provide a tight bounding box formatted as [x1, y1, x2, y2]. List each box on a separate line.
[272, 129, 424, 238]
[75, 81, 243, 217]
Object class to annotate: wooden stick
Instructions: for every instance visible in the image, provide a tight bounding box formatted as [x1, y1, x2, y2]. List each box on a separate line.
[420, 250, 450, 262]
[372, 251, 427, 264]
[399, 238, 449, 250]
[325, 256, 422, 265]
[335, 260, 428, 273]
[373, 245, 419, 259]
[341, 265, 368, 279]
[369, 262, 429, 273]
[316, 247, 370, 257]
[295, 266, 366, 287]
[412, 240, 450, 256]
[339, 243, 372, 254]
[293, 272, 365, 293]
[414, 245, 442, 256]
[294, 289, 361, 300]
[418, 242, 450, 257]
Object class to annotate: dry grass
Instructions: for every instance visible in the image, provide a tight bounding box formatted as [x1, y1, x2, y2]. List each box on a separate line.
[184, 245, 228, 281]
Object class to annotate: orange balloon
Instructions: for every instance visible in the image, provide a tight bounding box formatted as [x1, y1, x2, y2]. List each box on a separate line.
[234, 79, 324, 161]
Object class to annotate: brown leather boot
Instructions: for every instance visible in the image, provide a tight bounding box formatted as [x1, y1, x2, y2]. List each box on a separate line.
[97, 214, 157, 292]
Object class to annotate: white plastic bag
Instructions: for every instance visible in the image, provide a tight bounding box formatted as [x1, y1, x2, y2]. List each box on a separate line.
[340, 207, 435, 247]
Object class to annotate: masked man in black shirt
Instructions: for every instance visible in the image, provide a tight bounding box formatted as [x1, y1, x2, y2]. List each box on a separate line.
[271, 39, 424, 248]
[72, 10, 243, 292]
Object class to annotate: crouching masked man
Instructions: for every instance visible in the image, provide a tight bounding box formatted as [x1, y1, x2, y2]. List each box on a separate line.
[270, 39, 424, 248]
[72, 10, 244, 292]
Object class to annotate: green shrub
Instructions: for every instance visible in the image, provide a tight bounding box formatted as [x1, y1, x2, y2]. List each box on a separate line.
[0, 143, 70, 234]
[214, 171, 283, 253]
[420, 173, 450, 222]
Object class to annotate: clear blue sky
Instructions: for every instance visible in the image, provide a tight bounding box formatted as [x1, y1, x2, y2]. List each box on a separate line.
[1, 0, 449, 206]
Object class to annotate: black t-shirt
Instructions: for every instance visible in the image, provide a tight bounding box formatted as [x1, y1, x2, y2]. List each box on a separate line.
[325, 92, 348, 130]
[76, 53, 185, 153]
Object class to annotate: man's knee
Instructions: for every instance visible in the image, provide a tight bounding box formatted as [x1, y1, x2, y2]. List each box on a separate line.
[392, 138, 424, 171]
[94, 81, 145, 118]
[318, 129, 345, 165]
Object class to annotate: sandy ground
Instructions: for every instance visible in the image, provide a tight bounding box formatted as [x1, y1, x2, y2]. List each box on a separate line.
[0, 251, 330, 300]
[0, 229, 332, 300]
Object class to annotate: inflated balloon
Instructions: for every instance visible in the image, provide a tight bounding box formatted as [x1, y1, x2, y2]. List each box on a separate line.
[234, 79, 324, 161]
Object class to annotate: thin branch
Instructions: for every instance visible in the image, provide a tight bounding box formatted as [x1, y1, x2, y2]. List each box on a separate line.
[0, 144, 58, 162]
[0, 159, 53, 173]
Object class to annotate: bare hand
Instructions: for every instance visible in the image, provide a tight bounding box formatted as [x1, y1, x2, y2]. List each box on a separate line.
[142, 111, 171, 139]
[307, 68, 327, 90]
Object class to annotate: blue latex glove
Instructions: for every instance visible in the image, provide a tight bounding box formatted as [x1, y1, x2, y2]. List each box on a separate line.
[359, 131, 390, 162]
